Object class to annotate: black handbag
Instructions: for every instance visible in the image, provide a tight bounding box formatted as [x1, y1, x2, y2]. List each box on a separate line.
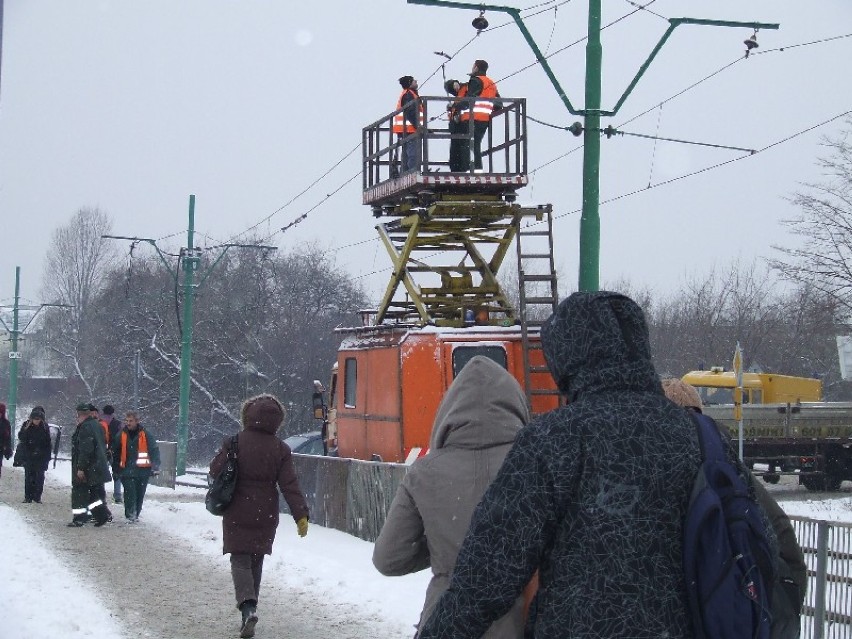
[205, 435, 239, 516]
[12, 445, 25, 467]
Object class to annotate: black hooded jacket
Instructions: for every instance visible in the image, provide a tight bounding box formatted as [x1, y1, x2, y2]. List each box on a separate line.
[417, 292, 703, 639]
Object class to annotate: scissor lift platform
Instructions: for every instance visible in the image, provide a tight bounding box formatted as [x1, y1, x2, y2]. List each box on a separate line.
[363, 95, 528, 212]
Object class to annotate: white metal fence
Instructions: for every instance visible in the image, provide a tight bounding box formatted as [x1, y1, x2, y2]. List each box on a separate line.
[793, 517, 852, 639]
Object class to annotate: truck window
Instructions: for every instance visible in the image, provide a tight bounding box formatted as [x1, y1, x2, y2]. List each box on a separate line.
[453, 346, 508, 377]
[697, 386, 734, 405]
[344, 358, 357, 408]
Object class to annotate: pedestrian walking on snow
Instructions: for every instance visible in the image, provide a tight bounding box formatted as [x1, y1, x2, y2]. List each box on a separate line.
[17, 406, 52, 503]
[69, 402, 113, 527]
[661, 377, 807, 639]
[417, 292, 709, 639]
[110, 410, 160, 522]
[209, 394, 309, 639]
[373, 355, 529, 638]
[0, 403, 13, 478]
[103, 404, 124, 503]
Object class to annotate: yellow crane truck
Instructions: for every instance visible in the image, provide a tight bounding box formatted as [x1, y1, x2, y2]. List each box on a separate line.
[683, 369, 852, 491]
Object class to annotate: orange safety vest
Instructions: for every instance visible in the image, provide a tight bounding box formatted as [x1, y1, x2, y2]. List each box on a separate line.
[449, 84, 468, 123]
[100, 419, 110, 446]
[120, 429, 151, 469]
[392, 89, 425, 134]
[459, 75, 498, 122]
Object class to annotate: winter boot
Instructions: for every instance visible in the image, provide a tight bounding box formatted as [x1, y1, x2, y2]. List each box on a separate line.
[239, 600, 258, 638]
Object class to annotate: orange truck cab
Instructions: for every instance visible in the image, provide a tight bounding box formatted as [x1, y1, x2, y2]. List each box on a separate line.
[321, 325, 559, 463]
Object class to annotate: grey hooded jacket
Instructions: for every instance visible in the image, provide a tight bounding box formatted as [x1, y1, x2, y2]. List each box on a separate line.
[418, 291, 705, 639]
[373, 355, 529, 637]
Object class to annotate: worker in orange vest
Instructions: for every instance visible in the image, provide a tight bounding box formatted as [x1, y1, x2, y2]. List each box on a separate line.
[459, 59, 501, 171]
[445, 78, 470, 172]
[393, 75, 424, 174]
[110, 410, 160, 523]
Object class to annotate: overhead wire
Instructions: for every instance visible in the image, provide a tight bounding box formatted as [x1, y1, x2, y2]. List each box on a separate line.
[552, 108, 852, 221]
[622, 0, 668, 22]
[350, 107, 852, 283]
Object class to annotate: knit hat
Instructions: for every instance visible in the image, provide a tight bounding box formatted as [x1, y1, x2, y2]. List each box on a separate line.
[661, 378, 703, 412]
[87, 403, 98, 412]
[29, 407, 45, 419]
[241, 394, 286, 434]
[398, 75, 414, 89]
[473, 59, 488, 74]
[103, 405, 115, 415]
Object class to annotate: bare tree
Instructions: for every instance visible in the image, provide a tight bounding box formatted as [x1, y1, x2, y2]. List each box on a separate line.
[40, 207, 117, 395]
[770, 124, 852, 314]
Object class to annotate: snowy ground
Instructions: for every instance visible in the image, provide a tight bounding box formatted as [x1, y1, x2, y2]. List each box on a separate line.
[0, 461, 850, 639]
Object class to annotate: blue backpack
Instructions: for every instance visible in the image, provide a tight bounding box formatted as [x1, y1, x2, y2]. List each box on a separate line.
[683, 412, 776, 639]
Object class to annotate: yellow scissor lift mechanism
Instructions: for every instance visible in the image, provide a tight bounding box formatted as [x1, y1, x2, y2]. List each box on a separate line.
[362, 95, 555, 328]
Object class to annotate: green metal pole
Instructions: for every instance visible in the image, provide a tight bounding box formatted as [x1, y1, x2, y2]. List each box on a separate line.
[176, 195, 196, 475]
[7, 267, 21, 430]
[579, 0, 602, 292]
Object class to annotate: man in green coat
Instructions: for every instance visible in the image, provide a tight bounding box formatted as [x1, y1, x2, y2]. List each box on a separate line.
[110, 410, 160, 523]
[69, 402, 113, 527]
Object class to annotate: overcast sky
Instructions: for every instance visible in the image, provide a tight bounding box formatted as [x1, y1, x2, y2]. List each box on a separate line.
[1, 0, 851, 309]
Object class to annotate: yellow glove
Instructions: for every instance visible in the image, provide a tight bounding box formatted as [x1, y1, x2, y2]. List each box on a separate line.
[297, 516, 309, 538]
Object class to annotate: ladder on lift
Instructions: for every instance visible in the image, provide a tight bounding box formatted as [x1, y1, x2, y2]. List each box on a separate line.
[515, 208, 562, 408]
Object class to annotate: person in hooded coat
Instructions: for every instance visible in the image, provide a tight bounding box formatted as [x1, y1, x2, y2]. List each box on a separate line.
[373, 355, 529, 638]
[661, 377, 807, 639]
[0, 403, 12, 477]
[209, 393, 310, 639]
[417, 291, 708, 639]
[17, 406, 53, 503]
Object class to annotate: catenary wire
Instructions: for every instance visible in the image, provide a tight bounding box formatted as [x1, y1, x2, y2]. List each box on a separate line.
[349, 108, 852, 282]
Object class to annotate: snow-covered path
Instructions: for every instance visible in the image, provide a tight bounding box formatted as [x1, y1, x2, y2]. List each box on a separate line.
[0, 463, 427, 639]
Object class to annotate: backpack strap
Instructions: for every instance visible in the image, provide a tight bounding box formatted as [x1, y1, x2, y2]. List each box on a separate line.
[229, 434, 239, 460]
[690, 411, 726, 466]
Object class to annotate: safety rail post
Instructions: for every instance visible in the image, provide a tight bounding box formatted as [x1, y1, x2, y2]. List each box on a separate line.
[813, 519, 829, 639]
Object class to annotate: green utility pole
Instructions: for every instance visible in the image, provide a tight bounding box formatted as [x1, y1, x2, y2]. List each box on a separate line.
[177, 194, 198, 476]
[6, 267, 21, 428]
[1, 268, 73, 428]
[407, 0, 777, 291]
[580, 0, 602, 292]
[104, 195, 276, 475]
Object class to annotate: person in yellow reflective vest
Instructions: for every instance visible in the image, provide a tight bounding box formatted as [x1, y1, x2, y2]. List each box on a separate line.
[393, 75, 424, 173]
[110, 410, 160, 523]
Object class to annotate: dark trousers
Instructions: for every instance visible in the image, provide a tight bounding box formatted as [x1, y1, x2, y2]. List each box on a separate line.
[23, 463, 46, 502]
[449, 120, 469, 172]
[71, 481, 110, 523]
[400, 133, 420, 173]
[121, 474, 150, 519]
[230, 553, 265, 608]
[472, 120, 490, 170]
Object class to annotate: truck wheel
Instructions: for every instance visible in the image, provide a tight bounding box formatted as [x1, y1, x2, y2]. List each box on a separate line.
[800, 475, 825, 491]
[801, 475, 843, 491]
[825, 476, 843, 492]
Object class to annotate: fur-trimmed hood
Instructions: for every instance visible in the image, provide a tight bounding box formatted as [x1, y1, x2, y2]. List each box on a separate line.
[240, 394, 286, 434]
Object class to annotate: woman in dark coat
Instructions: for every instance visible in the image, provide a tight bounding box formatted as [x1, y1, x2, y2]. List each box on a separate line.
[17, 406, 52, 503]
[209, 394, 309, 639]
[0, 403, 12, 477]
